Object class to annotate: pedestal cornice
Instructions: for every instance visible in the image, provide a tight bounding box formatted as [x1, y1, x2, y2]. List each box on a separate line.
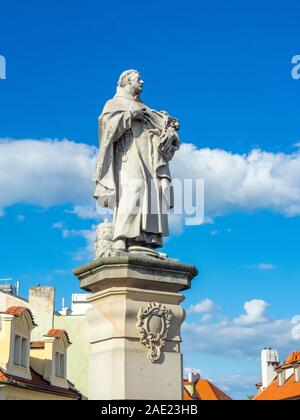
[73, 254, 198, 293]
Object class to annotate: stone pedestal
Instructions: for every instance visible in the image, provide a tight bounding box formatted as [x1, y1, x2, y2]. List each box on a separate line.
[73, 254, 197, 400]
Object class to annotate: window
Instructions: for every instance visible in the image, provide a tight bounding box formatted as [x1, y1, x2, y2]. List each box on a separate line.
[14, 335, 28, 367]
[295, 368, 300, 383]
[55, 352, 65, 378]
[278, 371, 285, 386]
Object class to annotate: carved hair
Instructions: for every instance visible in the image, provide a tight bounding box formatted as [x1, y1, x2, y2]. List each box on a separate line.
[117, 69, 140, 87]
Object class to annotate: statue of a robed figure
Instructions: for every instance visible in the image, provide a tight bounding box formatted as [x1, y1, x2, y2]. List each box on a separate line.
[94, 70, 180, 254]
[75, 70, 197, 401]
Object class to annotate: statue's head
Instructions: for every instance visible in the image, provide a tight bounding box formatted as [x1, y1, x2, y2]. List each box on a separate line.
[117, 69, 144, 97]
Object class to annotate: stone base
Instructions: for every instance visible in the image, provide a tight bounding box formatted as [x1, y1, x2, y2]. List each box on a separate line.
[73, 255, 197, 400]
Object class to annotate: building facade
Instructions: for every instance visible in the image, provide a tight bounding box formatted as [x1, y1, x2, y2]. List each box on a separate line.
[0, 288, 81, 400]
[0, 305, 80, 400]
[254, 349, 300, 400]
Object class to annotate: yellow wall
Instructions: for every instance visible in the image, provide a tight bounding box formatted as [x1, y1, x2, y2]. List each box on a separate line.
[54, 315, 89, 399]
[0, 312, 33, 379]
[0, 316, 12, 370]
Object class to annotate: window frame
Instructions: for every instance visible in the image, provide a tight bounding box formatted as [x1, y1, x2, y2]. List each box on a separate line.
[13, 334, 28, 368]
[55, 351, 65, 378]
[295, 367, 300, 383]
[278, 371, 286, 386]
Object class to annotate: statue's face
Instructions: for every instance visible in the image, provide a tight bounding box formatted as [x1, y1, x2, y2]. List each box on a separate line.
[129, 72, 144, 95]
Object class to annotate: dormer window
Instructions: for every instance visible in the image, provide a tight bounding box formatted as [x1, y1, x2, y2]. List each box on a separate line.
[42, 329, 71, 388]
[55, 351, 65, 378]
[14, 334, 28, 368]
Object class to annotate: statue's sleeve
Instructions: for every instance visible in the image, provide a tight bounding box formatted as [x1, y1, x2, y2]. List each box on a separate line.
[100, 101, 133, 145]
[94, 99, 133, 209]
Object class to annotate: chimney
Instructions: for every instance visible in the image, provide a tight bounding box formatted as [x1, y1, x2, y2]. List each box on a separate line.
[261, 348, 280, 389]
[188, 372, 200, 383]
[186, 372, 200, 399]
[29, 287, 55, 341]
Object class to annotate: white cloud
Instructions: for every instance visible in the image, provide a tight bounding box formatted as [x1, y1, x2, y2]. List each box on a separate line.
[183, 299, 300, 399]
[53, 221, 96, 261]
[210, 229, 219, 236]
[187, 299, 215, 314]
[53, 222, 64, 229]
[172, 144, 300, 218]
[17, 215, 25, 222]
[71, 228, 96, 261]
[183, 299, 298, 361]
[291, 316, 300, 340]
[234, 299, 269, 325]
[53, 269, 70, 276]
[257, 263, 277, 271]
[0, 138, 96, 215]
[66, 205, 112, 220]
[63, 227, 95, 261]
[201, 314, 212, 323]
[1, 138, 300, 223]
[246, 263, 278, 271]
[212, 374, 259, 400]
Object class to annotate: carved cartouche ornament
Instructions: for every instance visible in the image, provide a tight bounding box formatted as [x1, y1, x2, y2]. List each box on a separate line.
[136, 302, 173, 363]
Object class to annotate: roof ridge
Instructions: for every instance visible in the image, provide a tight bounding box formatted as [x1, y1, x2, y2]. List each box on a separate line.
[5, 306, 37, 326]
[205, 379, 233, 400]
[45, 329, 72, 345]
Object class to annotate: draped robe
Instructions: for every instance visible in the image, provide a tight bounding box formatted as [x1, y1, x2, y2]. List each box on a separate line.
[94, 91, 178, 248]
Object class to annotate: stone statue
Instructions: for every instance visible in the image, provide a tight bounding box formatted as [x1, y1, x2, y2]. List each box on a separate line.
[94, 219, 114, 258]
[94, 70, 180, 253]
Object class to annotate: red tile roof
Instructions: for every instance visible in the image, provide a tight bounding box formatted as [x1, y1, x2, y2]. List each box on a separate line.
[254, 351, 300, 400]
[197, 380, 232, 400]
[282, 351, 300, 367]
[0, 368, 80, 399]
[5, 306, 37, 325]
[253, 374, 300, 400]
[183, 379, 233, 400]
[45, 329, 71, 345]
[30, 341, 45, 349]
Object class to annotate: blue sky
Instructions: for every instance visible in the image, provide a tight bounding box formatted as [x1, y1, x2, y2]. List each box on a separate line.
[1, 0, 300, 399]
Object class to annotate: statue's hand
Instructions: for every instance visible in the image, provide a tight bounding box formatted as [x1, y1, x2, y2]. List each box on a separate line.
[161, 136, 173, 153]
[131, 107, 148, 121]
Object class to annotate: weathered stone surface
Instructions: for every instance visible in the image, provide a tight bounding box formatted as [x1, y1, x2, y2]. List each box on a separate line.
[29, 287, 55, 342]
[74, 255, 198, 400]
[93, 69, 180, 251]
[74, 254, 198, 293]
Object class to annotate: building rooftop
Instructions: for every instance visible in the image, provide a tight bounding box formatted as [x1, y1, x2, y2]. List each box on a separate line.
[45, 329, 72, 345]
[254, 350, 300, 400]
[282, 351, 300, 367]
[0, 368, 80, 399]
[253, 373, 300, 400]
[183, 379, 233, 400]
[4, 306, 37, 325]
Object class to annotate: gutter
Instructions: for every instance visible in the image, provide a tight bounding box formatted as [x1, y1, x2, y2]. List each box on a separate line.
[0, 379, 80, 400]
